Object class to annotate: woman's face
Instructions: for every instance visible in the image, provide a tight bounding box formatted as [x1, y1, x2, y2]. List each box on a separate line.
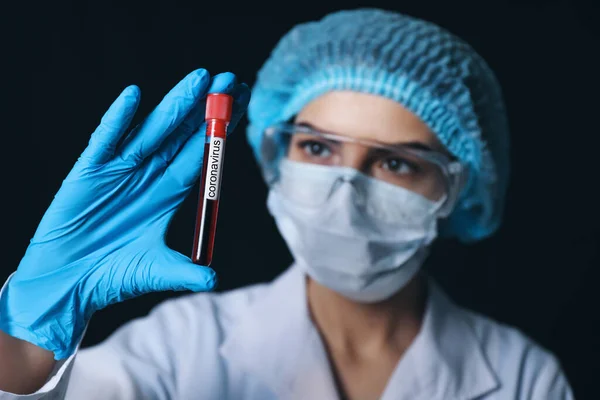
[290, 91, 448, 200]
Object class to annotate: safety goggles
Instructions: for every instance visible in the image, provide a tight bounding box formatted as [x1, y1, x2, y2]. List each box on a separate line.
[260, 123, 466, 216]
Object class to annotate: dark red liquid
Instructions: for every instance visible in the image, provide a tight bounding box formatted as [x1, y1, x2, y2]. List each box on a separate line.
[192, 141, 222, 266]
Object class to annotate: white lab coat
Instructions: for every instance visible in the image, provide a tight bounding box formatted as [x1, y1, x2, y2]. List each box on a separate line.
[0, 265, 574, 399]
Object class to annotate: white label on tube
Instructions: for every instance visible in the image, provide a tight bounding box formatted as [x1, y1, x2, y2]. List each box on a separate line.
[204, 137, 225, 200]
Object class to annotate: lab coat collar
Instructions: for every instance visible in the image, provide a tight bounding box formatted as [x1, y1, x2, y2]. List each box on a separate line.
[219, 265, 500, 399]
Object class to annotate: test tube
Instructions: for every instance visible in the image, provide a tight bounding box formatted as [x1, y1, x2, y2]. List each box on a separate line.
[192, 93, 234, 266]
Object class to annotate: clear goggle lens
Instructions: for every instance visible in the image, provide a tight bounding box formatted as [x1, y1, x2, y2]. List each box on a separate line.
[259, 123, 465, 217]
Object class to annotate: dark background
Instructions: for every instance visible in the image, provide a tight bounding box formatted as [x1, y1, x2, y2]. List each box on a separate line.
[2, 1, 599, 398]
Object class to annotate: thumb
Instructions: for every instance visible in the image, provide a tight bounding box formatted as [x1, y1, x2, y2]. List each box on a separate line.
[141, 249, 217, 293]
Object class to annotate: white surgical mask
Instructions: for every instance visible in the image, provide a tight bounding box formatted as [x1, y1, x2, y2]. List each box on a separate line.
[267, 160, 442, 303]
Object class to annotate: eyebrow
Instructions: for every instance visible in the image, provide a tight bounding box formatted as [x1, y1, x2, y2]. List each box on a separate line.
[295, 121, 436, 152]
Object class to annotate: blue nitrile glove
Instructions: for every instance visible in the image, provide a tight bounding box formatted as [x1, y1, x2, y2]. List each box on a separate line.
[0, 69, 251, 360]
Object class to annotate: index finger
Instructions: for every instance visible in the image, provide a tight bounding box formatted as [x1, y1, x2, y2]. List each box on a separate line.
[118, 69, 212, 166]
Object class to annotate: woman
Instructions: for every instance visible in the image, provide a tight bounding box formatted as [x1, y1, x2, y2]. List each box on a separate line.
[0, 8, 573, 400]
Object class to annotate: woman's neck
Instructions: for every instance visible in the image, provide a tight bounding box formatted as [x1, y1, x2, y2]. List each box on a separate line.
[306, 273, 428, 359]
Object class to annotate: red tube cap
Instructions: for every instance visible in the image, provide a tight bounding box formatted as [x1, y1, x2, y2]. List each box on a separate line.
[206, 93, 233, 122]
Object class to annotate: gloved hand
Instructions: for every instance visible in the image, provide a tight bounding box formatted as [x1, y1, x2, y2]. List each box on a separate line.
[0, 69, 251, 360]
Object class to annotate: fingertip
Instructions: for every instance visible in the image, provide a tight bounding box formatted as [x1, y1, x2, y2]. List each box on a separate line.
[123, 84, 141, 100]
[102, 85, 140, 125]
[225, 83, 251, 136]
[206, 270, 218, 290]
[171, 69, 210, 101]
[118, 86, 141, 113]
[209, 72, 237, 94]
[188, 68, 210, 80]
[233, 82, 251, 107]
[190, 69, 211, 94]
[195, 266, 218, 291]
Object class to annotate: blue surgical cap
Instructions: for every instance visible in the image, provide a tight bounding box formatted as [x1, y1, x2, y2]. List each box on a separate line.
[246, 8, 510, 243]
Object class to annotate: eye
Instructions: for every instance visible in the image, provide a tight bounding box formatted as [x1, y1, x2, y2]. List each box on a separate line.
[298, 140, 332, 158]
[381, 157, 419, 175]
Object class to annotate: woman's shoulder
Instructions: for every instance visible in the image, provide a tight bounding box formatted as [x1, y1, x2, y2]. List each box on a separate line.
[454, 303, 572, 397]
[429, 279, 560, 368]
[458, 305, 556, 364]
[428, 279, 572, 397]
